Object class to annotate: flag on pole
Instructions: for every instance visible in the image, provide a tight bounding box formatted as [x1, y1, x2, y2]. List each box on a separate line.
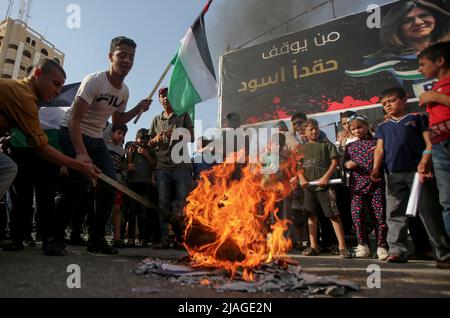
[168, 0, 216, 120]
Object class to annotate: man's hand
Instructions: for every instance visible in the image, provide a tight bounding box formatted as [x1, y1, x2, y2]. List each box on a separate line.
[345, 161, 357, 170]
[79, 162, 101, 179]
[60, 166, 69, 177]
[152, 132, 164, 144]
[163, 128, 173, 138]
[76, 153, 93, 164]
[137, 98, 152, 113]
[419, 91, 439, 107]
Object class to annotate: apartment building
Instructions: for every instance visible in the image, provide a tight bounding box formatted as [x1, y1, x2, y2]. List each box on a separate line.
[0, 17, 64, 80]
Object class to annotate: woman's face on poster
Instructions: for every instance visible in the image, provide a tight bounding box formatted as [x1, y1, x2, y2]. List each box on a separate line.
[400, 7, 436, 42]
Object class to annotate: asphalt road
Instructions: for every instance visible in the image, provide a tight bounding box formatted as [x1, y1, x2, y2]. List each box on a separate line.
[1, 243, 449, 299]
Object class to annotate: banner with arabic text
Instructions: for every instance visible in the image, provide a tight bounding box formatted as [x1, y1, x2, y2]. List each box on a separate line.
[219, 0, 450, 126]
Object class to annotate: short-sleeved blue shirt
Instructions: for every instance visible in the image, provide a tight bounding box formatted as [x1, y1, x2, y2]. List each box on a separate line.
[375, 113, 428, 173]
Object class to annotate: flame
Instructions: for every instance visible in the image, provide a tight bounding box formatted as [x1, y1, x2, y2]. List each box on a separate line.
[183, 149, 301, 280]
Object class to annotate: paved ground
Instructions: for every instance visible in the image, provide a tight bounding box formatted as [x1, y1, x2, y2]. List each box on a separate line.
[0, 243, 449, 298]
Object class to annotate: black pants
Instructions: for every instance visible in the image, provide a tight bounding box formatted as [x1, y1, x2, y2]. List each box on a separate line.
[128, 182, 160, 242]
[9, 148, 59, 242]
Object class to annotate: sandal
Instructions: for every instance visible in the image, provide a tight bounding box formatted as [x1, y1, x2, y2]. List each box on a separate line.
[302, 247, 320, 256]
[339, 248, 352, 259]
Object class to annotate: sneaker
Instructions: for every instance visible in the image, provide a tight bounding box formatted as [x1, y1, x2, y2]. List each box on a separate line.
[339, 248, 353, 259]
[377, 247, 389, 261]
[112, 239, 126, 248]
[386, 253, 407, 263]
[87, 239, 118, 255]
[43, 238, 67, 256]
[355, 244, 371, 258]
[2, 240, 24, 252]
[302, 247, 320, 256]
[24, 236, 36, 247]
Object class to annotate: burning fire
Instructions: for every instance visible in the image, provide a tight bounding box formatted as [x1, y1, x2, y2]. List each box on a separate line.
[183, 150, 301, 281]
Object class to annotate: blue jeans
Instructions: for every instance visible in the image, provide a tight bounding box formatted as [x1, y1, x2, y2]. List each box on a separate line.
[58, 127, 116, 241]
[433, 139, 450, 237]
[0, 152, 17, 198]
[156, 169, 193, 240]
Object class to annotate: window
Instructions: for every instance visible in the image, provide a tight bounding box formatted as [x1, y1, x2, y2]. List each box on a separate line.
[1, 74, 12, 79]
[23, 50, 32, 59]
[4, 58, 15, 64]
[26, 37, 31, 44]
[8, 44, 18, 50]
[54, 58, 61, 64]
[31, 40, 36, 47]
[41, 48, 48, 56]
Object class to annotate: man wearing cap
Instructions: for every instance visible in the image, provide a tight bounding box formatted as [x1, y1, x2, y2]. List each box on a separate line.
[149, 86, 194, 249]
[57, 36, 152, 254]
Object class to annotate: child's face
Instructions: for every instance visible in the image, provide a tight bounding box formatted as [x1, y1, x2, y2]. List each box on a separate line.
[349, 120, 369, 139]
[381, 94, 407, 117]
[111, 129, 126, 144]
[341, 117, 350, 133]
[304, 124, 320, 141]
[418, 56, 441, 79]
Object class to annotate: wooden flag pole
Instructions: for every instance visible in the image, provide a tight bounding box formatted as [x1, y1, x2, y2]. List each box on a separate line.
[97, 173, 160, 211]
[133, 63, 173, 125]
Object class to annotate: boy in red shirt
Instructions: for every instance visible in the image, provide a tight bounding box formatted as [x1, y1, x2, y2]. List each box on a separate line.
[419, 41, 450, 238]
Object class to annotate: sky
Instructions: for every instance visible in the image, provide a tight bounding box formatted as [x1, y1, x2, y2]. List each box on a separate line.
[1, 0, 396, 142]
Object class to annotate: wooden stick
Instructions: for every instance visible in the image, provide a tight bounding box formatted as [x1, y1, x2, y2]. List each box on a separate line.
[97, 173, 159, 211]
[133, 63, 173, 125]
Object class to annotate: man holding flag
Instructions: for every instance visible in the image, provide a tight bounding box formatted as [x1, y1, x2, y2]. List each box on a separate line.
[149, 87, 194, 249]
[146, 0, 216, 249]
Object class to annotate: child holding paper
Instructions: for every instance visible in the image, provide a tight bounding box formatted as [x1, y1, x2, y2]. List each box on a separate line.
[345, 115, 388, 259]
[298, 119, 352, 258]
[371, 87, 450, 267]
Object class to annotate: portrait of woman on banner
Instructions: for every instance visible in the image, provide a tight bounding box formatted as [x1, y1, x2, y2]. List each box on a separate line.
[347, 0, 450, 88]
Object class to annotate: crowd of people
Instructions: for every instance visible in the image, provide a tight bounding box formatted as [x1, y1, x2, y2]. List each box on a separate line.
[0, 34, 449, 270]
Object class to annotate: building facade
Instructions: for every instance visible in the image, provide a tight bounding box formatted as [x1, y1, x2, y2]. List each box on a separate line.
[0, 18, 64, 80]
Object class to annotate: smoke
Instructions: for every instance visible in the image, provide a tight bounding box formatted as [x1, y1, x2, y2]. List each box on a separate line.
[205, 0, 396, 71]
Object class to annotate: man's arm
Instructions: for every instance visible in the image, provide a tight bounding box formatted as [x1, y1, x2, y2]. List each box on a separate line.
[370, 139, 384, 181]
[36, 143, 99, 178]
[68, 96, 91, 163]
[419, 91, 450, 108]
[112, 99, 152, 127]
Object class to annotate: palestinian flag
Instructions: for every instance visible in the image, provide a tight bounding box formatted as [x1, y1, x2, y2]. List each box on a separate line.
[39, 82, 81, 107]
[168, 0, 216, 120]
